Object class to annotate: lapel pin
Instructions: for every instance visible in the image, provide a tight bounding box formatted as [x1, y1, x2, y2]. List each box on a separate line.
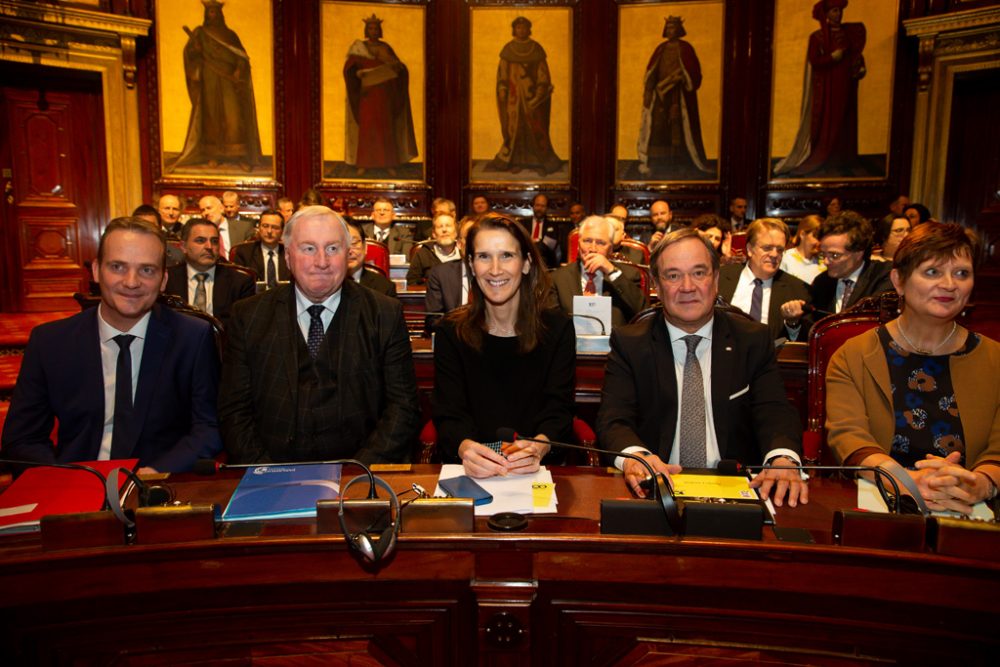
[725, 346, 732, 351]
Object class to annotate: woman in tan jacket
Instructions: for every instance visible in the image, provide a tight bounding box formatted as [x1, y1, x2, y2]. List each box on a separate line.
[826, 222, 1000, 514]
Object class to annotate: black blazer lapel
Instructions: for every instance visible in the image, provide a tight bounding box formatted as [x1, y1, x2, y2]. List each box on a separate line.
[710, 315, 736, 457]
[717, 265, 740, 303]
[119, 305, 169, 458]
[276, 287, 300, 411]
[80, 308, 108, 456]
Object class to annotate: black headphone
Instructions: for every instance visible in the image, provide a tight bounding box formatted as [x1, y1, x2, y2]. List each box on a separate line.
[104, 467, 175, 528]
[337, 474, 400, 563]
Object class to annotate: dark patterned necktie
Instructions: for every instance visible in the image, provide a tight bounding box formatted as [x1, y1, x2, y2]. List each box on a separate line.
[583, 272, 596, 296]
[840, 279, 855, 312]
[266, 250, 277, 288]
[679, 334, 707, 469]
[748, 278, 764, 322]
[307, 305, 325, 360]
[110, 334, 135, 457]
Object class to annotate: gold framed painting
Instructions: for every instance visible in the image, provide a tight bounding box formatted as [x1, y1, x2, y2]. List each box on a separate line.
[320, 1, 426, 183]
[616, 0, 724, 184]
[156, 0, 276, 182]
[469, 6, 572, 184]
[769, 0, 899, 181]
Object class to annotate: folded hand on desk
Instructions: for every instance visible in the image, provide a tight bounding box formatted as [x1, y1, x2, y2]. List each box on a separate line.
[913, 451, 996, 515]
[458, 436, 551, 479]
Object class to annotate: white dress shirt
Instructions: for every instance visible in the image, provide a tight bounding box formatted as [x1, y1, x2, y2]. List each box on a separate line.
[836, 263, 865, 312]
[97, 305, 151, 460]
[432, 244, 460, 264]
[186, 264, 216, 315]
[294, 286, 342, 342]
[217, 221, 233, 260]
[730, 264, 773, 324]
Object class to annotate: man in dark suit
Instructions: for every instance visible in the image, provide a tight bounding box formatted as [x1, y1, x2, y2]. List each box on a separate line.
[346, 216, 396, 297]
[219, 205, 419, 464]
[0, 217, 222, 473]
[164, 218, 256, 328]
[728, 196, 750, 232]
[423, 217, 475, 332]
[407, 213, 461, 285]
[522, 193, 559, 268]
[551, 215, 648, 331]
[200, 194, 253, 260]
[717, 218, 810, 340]
[597, 228, 807, 507]
[231, 208, 291, 289]
[781, 211, 893, 329]
[362, 196, 414, 256]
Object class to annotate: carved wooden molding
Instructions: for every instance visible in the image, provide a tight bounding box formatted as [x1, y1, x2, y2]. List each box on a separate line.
[903, 6, 1000, 215]
[904, 6, 1000, 92]
[0, 0, 150, 88]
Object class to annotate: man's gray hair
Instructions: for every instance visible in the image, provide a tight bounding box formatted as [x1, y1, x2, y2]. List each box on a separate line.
[579, 215, 615, 238]
[283, 205, 349, 246]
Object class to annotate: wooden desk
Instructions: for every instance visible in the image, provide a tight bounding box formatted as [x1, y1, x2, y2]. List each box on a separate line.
[1, 466, 996, 665]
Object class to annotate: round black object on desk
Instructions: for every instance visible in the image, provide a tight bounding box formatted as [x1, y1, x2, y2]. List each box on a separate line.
[488, 512, 528, 532]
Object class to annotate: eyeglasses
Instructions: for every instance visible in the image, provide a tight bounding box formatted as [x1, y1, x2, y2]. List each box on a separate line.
[818, 250, 851, 261]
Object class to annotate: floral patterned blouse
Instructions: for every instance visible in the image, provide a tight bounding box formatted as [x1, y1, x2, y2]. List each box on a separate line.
[879, 326, 980, 468]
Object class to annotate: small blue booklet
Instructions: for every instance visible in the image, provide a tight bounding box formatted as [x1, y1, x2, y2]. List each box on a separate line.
[222, 464, 342, 522]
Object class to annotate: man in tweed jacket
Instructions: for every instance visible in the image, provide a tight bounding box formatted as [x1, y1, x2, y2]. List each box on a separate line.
[218, 206, 419, 464]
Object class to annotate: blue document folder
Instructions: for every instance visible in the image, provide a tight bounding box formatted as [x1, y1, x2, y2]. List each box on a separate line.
[222, 464, 342, 522]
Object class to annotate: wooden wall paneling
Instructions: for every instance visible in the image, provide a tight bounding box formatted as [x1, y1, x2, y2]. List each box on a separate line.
[579, 0, 617, 217]
[281, 0, 317, 203]
[0, 74, 108, 311]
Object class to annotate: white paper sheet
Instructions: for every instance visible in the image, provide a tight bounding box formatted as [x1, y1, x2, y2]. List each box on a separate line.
[573, 295, 612, 335]
[436, 464, 558, 517]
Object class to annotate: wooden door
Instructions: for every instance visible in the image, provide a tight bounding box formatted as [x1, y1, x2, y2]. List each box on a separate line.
[0, 65, 108, 312]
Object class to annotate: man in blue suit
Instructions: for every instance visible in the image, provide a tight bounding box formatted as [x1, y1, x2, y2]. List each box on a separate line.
[0, 217, 222, 473]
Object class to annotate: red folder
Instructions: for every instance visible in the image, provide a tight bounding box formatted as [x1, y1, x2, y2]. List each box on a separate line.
[0, 459, 139, 534]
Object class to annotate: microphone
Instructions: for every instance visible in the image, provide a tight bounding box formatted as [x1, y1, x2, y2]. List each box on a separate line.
[801, 304, 834, 317]
[194, 458, 377, 500]
[733, 460, 924, 515]
[0, 458, 111, 511]
[571, 313, 607, 336]
[495, 427, 680, 532]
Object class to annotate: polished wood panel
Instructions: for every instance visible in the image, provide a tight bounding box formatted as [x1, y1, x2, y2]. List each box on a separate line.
[0, 467, 996, 665]
[0, 72, 107, 312]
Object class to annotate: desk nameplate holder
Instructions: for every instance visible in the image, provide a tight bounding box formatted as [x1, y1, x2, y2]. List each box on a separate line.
[134, 504, 216, 545]
[928, 516, 1000, 560]
[833, 509, 926, 551]
[40, 511, 126, 551]
[316, 498, 475, 535]
[601, 498, 764, 540]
